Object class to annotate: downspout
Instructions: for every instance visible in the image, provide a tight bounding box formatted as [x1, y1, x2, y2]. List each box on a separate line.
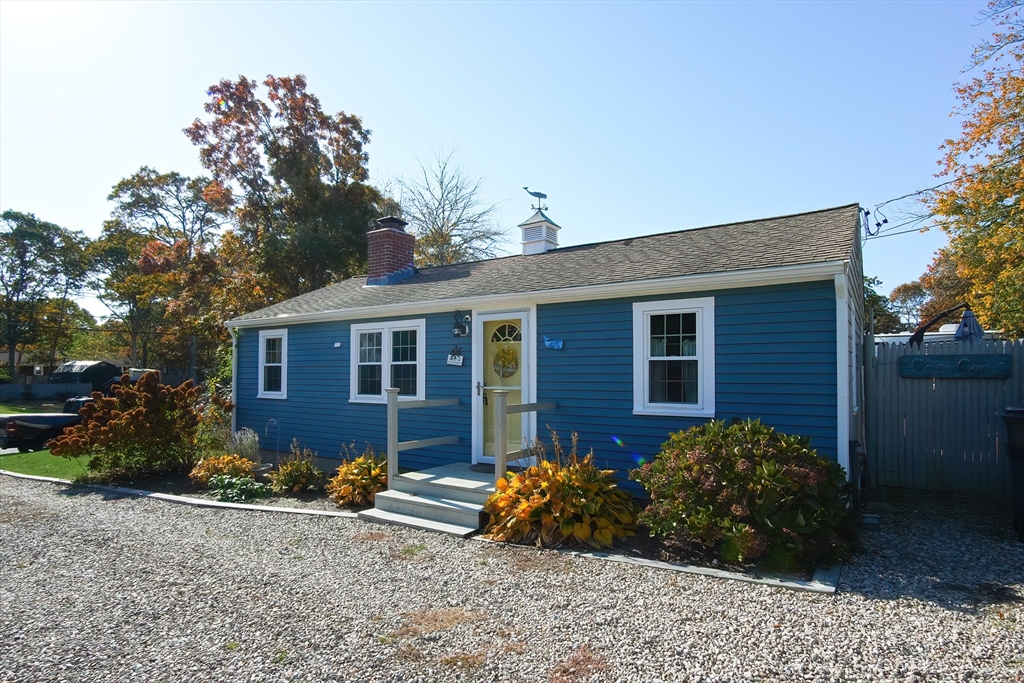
[229, 325, 238, 435]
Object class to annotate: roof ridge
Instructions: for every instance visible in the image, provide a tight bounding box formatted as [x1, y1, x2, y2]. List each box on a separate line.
[404, 202, 859, 274]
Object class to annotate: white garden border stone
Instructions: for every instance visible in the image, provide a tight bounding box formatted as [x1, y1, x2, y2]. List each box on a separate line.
[0, 469, 357, 518]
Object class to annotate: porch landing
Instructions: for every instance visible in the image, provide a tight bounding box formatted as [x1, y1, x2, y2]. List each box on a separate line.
[358, 464, 496, 537]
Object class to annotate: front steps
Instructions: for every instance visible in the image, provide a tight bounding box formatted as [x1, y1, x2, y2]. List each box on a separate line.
[357, 463, 496, 537]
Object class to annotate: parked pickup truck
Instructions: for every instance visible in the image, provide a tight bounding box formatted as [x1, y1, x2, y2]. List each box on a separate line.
[1, 397, 94, 453]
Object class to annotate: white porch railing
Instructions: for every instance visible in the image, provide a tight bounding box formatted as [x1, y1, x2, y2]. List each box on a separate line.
[491, 389, 556, 484]
[385, 387, 460, 489]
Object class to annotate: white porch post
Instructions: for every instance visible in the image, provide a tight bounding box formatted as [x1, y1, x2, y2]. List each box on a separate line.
[492, 389, 509, 484]
[386, 387, 400, 489]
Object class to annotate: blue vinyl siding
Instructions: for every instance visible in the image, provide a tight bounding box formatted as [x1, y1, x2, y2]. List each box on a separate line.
[235, 313, 472, 470]
[532, 281, 838, 491]
[233, 280, 838, 484]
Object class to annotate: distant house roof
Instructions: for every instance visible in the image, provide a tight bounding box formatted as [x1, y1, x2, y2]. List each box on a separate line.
[228, 203, 860, 325]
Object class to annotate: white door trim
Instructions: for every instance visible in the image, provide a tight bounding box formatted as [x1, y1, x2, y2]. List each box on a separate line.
[471, 305, 536, 464]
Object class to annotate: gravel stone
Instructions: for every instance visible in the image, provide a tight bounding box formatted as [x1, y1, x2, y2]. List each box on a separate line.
[1, 477, 1022, 682]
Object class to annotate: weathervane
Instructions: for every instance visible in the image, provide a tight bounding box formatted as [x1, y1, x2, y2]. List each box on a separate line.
[523, 187, 548, 211]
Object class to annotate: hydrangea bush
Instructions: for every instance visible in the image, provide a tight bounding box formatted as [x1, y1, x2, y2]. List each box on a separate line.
[631, 419, 851, 567]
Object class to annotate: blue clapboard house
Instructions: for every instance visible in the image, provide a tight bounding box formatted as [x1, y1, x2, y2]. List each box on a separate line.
[225, 204, 865, 535]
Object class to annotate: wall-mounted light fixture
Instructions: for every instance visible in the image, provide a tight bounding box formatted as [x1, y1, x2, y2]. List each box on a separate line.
[452, 310, 471, 337]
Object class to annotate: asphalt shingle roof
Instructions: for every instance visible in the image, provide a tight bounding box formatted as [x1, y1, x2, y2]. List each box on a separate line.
[229, 203, 860, 323]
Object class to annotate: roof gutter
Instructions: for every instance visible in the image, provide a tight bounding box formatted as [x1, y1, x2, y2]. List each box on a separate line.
[225, 259, 848, 329]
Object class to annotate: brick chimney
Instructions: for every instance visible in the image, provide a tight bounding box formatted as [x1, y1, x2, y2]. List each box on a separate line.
[366, 216, 416, 285]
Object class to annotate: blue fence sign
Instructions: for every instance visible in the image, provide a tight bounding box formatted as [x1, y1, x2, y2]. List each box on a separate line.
[898, 354, 1012, 379]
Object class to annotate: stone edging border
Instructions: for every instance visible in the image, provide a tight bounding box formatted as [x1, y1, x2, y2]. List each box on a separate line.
[0, 469, 358, 518]
[468, 535, 840, 594]
[1, 468, 840, 594]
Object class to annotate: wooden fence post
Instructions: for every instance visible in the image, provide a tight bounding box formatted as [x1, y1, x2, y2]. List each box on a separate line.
[492, 389, 509, 484]
[386, 387, 400, 490]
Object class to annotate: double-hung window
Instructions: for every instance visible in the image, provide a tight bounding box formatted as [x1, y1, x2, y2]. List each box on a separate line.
[632, 297, 715, 417]
[258, 329, 288, 399]
[350, 319, 426, 402]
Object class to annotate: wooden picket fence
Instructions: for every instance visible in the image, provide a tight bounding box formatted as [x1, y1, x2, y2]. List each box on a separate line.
[865, 339, 1024, 498]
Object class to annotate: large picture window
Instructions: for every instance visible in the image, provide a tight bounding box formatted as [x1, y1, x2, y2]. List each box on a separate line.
[350, 319, 426, 403]
[632, 297, 715, 417]
[258, 329, 288, 399]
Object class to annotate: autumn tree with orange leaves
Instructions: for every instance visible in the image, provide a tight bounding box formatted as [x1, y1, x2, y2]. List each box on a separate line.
[185, 74, 386, 301]
[926, 0, 1024, 337]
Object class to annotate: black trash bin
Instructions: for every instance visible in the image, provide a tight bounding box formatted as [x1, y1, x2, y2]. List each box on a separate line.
[1001, 406, 1024, 542]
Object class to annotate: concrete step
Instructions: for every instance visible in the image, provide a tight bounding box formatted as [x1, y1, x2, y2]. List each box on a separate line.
[372, 489, 485, 529]
[392, 472, 494, 505]
[357, 507, 479, 538]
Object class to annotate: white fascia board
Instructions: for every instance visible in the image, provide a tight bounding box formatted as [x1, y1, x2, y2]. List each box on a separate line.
[225, 260, 848, 330]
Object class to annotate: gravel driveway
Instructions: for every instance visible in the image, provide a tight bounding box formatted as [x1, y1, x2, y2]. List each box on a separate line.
[2, 476, 1022, 683]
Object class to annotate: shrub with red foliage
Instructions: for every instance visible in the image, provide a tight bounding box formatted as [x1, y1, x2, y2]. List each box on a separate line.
[50, 371, 230, 481]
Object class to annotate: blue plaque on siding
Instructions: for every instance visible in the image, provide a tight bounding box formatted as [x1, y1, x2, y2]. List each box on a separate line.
[898, 354, 1011, 379]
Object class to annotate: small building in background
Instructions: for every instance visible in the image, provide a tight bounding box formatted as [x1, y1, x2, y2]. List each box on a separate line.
[875, 323, 1004, 346]
[49, 361, 123, 393]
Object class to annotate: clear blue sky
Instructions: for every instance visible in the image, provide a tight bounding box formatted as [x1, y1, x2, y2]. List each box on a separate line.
[0, 1, 992, 317]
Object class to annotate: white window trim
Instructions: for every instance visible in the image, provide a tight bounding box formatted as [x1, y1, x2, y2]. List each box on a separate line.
[632, 297, 715, 417]
[349, 319, 427, 404]
[257, 329, 288, 400]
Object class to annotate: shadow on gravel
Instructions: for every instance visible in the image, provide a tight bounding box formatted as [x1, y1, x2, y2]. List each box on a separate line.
[843, 487, 1024, 614]
[56, 485, 138, 502]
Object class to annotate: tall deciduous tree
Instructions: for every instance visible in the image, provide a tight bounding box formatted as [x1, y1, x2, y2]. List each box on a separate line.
[0, 211, 90, 374]
[889, 282, 928, 331]
[88, 221, 163, 367]
[398, 149, 507, 267]
[185, 74, 384, 300]
[863, 277, 903, 334]
[109, 167, 227, 259]
[108, 167, 229, 379]
[927, 0, 1024, 337]
[918, 249, 974, 324]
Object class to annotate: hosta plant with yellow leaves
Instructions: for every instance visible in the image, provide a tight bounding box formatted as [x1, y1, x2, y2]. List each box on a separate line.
[484, 429, 637, 549]
[189, 454, 257, 488]
[326, 442, 387, 507]
[271, 438, 326, 494]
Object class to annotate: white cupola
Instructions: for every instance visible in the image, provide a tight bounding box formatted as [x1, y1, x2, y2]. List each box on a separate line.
[518, 209, 560, 255]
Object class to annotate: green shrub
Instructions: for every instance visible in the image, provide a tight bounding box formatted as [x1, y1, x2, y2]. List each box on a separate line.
[484, 429, 637, 549]
[208, 474, 272, 503]
[326, 443, 386, 507]
[189, 454, 256, 488]
[630, 419, 850, 567]
[196, 391, 235, 454]
[271, 439, 325, 494]
[49, 372, 224, 481]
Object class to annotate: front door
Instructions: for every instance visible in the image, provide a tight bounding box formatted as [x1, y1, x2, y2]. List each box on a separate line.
[472, 310, 533, 464]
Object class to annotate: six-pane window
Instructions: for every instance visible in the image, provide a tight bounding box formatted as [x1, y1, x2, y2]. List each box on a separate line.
[258, 330, 287, 399]
[263, 337, 283, 393]
[390, 329, 418, 395]
[358, 332, 383, 395]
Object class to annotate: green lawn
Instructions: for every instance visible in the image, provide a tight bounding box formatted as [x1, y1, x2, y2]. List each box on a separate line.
[0, 401, 62, 414]
[0, 449, 89, 480]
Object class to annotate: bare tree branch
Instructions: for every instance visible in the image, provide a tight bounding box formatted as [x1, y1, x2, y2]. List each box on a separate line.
[398, 149, 508, 267]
